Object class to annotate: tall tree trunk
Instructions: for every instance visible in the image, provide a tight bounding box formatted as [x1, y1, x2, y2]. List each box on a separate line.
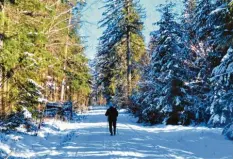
[0, 68, 2, 117]
[126, 0, 132, 99]
[0, 0, 5, 118]
[68, 83, 72, 101]
[60, 11, 72, 102]
[53, 77, 57, 101]
[6, 76, 9, 114]
[1, 69, 5, 117]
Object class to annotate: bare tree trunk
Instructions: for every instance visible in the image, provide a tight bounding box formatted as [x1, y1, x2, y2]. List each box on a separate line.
[6, 76, 9, 114]
[0, 0, 5, 118]
[60, 12, 72, 102]
[2, 69, 5, 117]
[54, 78, 56, 101]
[0, 68, 2, 117]
[68, 83, 72, 101]
[60, 79, 65, 101]
[126, 0, 132, 99]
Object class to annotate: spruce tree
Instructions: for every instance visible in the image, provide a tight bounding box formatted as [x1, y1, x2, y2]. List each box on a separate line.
[186, 0, 214, 124]
[209, 47, 233, 127]
[208, 0, 233, 127]
[97, 0, 145, 106]
[132, 2, 196, 125]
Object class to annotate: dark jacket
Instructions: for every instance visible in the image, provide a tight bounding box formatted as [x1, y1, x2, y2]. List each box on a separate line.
[105, 107, 118, 121]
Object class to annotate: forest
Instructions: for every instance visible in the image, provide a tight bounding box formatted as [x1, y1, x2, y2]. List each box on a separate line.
[94, 0, 233, 140]
[0, 0, 232, 154]
[0, 0, 233, 158]
[0, 0, 90, 118]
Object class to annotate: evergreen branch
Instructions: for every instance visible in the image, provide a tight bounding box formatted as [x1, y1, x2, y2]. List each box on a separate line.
[210, 70, 233, 80]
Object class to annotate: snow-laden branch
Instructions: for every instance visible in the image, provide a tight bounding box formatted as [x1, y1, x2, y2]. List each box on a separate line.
[210, 70, 233, 81]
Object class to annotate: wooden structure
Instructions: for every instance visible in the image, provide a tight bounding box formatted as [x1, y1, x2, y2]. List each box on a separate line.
[44, 101, 73, 120]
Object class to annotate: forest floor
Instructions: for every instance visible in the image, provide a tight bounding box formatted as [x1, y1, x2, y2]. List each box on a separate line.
[0, 106, 233, 159]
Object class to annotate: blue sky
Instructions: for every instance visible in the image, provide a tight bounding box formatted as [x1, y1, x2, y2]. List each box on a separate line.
[80, 0, 181, 59]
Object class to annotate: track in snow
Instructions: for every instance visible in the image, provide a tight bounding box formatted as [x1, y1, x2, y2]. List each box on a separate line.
[1, 106, 233, 159]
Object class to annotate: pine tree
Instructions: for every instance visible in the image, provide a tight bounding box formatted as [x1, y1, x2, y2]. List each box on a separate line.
[0, 0, 91, 119]
[209, 47, 233, 127]
[132, 2, 196, 125]
[185, 0, 214, 124]
[206, 0, 232, 69]
[193, 0, 213, 41]
[97, 0, 145, 106]
[182, 0, 196, 45]
[0, 0, 48, 116]
[207, 0, 233, 127]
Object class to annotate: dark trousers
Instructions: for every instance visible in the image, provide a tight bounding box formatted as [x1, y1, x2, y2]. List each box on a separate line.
[109, 120, 116, 135]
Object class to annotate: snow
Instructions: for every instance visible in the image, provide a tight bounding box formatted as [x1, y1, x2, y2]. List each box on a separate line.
[0, 106, 233, 159]
[38, 97, 48, 103]
[28, 79, 44, 90]
[209, 5, 227, 15]
[22, 107, 32, 119]
[223, 123, 233, 140]
[175, 96, 181, 106]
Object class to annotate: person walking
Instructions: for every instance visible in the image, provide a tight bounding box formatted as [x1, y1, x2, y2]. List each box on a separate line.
[105, 102, 118, 136]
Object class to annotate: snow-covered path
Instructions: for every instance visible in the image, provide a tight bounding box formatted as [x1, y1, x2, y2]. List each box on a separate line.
[1, 106, 233, 159]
